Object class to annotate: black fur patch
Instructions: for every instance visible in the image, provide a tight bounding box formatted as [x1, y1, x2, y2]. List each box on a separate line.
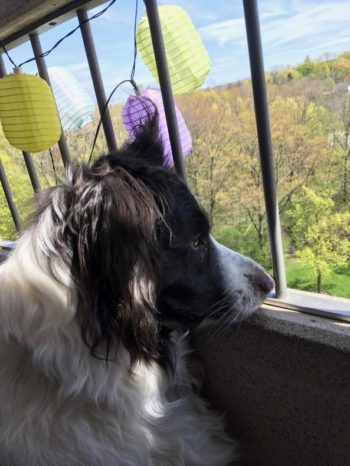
[29, 118, 224, 369]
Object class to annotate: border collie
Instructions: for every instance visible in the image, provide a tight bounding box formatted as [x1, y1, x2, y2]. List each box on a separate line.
[0, 120, 273, 465]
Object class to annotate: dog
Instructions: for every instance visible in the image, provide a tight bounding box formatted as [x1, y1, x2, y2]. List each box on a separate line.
[0, 119, 274, 465]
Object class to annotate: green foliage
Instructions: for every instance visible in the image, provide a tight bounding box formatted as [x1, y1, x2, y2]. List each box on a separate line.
[331, 57, 350, 82]
[296, 56, 316, 77]
[313, 61, 331, 80]
[295, 52, 350, 82]
[213, 224, 272, 270]
[0, 149, 33, 240]
[339, 51, 350, 61]
[323, 89, 350, 208]
[286, 187, 350, 293]
[1, 50, 349, 299]
[177, 56, 350, 298]
[286, 259, 350, 299]
[272, 67, 302, 84]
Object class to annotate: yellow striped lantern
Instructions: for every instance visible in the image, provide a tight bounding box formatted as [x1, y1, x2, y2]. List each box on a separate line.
[136, 5, 211, 94]
[0, 69, 61, 153]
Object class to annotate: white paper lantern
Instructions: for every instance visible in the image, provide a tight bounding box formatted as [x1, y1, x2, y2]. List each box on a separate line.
[48, 67, 94, 131]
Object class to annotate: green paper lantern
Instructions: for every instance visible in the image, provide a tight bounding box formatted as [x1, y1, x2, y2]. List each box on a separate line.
[137, 5, 211, 94]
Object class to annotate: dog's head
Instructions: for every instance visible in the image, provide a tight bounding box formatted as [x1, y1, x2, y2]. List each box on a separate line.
[31, 119, 273, 367]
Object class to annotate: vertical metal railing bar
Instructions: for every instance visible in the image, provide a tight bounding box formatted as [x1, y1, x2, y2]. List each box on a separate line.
[29, 32, 72, 170]
[0, 53, 21, 230]
[77, 8, 118, 154]
[21, 152, 41, 192]
[0, 159, 21, 232]
[0, 54, 41, 193]
[143, 0, 187, 184]
[242, 0, 287, 298]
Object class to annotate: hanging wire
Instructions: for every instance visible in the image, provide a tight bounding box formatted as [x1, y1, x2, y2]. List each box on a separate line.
[130, 0, 139, 81]
[1, 0, 141, 167]
[0, 0, 117, 69]
[88, 0, 140, 164]
[88, 79, 139, 164]
[0, 41, 18, 68]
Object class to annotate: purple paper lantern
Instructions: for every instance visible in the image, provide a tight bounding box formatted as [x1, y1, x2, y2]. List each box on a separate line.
[121, 88, 192, 167]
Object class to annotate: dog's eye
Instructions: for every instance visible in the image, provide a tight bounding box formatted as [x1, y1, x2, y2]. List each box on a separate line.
[191, 238, 202, 250]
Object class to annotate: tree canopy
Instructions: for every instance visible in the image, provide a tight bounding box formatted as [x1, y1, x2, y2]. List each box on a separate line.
[1, 50, 349, 296]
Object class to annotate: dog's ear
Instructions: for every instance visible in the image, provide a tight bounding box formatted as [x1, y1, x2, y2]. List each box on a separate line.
[67, 162, 161, 367]
[124, 115, 165, 167]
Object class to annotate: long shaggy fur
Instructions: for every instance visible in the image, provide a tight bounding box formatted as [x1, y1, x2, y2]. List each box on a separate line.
[0, 120, 273, 465]
[0, 240, 235, 465]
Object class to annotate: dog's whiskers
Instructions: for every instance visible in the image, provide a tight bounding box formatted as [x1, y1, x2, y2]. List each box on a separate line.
[206, 303, 247, 346]
[192, 299, 230, 336]
[204, 302, 228, 320]
[206, 296, 229, 313]
[205, 307, 235, 346]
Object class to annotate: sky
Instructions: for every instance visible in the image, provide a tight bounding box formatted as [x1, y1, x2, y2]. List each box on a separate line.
[2, 0, 350, 103]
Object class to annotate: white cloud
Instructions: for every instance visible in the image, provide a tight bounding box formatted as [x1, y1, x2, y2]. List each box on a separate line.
[199, 18, 246, 46]
[195, 0, 350, 86]
[67, 62, 89, 73]
[261, 2, 350, 49]
[198, 1, 350, 50]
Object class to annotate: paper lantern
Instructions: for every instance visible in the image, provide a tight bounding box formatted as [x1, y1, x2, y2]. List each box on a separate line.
[0, 70, 61, 153]
[121, 88, 192, 167]
[137, 5, 211, 94]
[48, 67, 94, 131]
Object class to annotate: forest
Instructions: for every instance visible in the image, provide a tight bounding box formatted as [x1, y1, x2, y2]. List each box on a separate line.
[1, 52, 350, 297]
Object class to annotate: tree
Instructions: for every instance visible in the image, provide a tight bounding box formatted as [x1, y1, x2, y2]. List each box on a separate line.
[313, 61, 331, 80]
[331, 57, 350, 82]
[296, 56, 316, 77]
[0, 124, 56, 239]
[228, 94, 332, 258]
[178, 83, 335, 269]
[286, 187, 350, 293]
[321, 88, 350, 208]
[0, 149, 33, 239]
[64, 105, 128, 165]
[178, 89, 240, 225]
[272, 67, 301, 84]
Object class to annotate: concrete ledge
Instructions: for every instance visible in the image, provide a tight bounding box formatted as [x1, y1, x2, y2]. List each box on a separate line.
[0, 0, 105, 49]
[193, 306, 350, 465]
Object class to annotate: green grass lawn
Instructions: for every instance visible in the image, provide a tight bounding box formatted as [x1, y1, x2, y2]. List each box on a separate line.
[285, 257, 350, 299]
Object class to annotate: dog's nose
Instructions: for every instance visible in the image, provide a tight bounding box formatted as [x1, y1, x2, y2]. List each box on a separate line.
[258, 271, 275, 293]
[257, 270, 275, 293]
[246, 269, 275, 294]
